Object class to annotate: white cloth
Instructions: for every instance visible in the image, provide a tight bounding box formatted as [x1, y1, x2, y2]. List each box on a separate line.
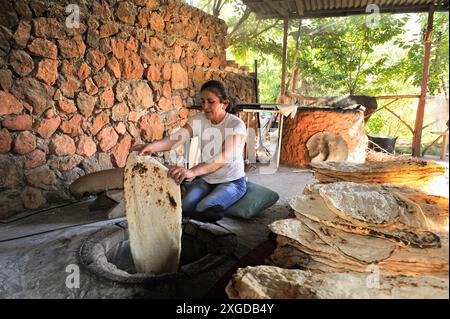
[187, 112, 246, 184]
[276, 104, 298, 119]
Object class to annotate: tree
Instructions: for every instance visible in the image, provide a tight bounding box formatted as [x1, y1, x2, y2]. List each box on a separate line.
[297, 14, 408, 96]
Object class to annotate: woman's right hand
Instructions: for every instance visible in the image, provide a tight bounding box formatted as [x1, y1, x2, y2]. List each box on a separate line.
[130, 143, 156, 156]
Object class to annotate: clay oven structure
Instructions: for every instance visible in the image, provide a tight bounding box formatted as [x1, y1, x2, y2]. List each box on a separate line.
[280, 107, 367, 167]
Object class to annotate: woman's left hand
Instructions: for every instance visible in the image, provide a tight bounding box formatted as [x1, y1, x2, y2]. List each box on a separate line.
[167, 166, 195, 185]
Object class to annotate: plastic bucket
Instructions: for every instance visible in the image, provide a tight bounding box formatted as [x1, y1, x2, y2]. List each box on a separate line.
[368, 135, 398, 154]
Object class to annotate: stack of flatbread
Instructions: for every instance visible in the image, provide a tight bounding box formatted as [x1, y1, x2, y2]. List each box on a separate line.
[310, 159, 446, 191]
[226, 181, 449, 299]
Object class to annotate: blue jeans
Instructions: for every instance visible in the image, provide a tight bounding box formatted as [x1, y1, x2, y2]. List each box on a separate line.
[181, 177, 247, 221]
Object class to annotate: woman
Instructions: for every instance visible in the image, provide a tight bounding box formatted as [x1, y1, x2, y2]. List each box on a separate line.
[131, 80, 247, 222]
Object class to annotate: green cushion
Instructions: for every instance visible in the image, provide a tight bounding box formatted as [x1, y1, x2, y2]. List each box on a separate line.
[224, 181, 280, 219]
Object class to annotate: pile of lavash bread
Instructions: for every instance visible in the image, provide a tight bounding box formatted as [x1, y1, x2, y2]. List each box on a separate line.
[226, 158, 449, 299]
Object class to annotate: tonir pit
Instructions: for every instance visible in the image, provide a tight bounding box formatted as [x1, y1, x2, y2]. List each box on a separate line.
[78, 153, 237, 287]
[78, 219, 237, 286]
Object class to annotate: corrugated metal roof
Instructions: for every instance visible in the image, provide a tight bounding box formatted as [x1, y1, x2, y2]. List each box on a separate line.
[242, 0, 449, 19]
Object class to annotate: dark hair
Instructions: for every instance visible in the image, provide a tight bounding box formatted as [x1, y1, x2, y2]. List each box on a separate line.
[200, 80, 237, 114]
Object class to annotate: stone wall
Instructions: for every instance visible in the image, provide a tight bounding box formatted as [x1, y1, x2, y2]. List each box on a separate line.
[0, 0, 256, 219]
[280, 108, 367, 168]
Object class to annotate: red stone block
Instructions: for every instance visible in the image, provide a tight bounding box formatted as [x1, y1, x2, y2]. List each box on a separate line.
[9, 50, 34, 76]
[14, 20, 31, 48]
[24, 166, 57, 190]
[2, 114, 33, 131]
[60, 114, 85, 137]
[58, 99, 77, 114]
[157, 97, 171, 112]
[162, 62, 171, 81]
[50, 134, 76, 156]
[99, 22, 119, 38]
[24, 149, 46, 169]
[162, 81, 172, 98]
[35, 116, 61, 139]
[150, 12, 164, 33]
[139, 114, 164, 142]
[76, 135, 97, 157]
[85, 78, 99, 96]
[58, 38, 86, 59]
[61, 60, 76, 77]
[114, 122, 127, 135]
[178, 108, 190, 119]
[59, 76, 80, 98]
[111, 37, 125, 59]
[87, 49, 106, 72]
[37, 58, 59, 85]
[0, 128, 12, 153]
[128, 111, 141, 122]
[112, 135, 131, 168]
[171, 63, 188, 90]
[99, 88, 114, 108]
[107, 57, 121, 79]
[78, 62, 91, 81]
[146, 65, 160, 82]
[112, 102, 129, 122]
[14, 131, 36, 155]
[97, 126, 118, 152]
[27, 38, 58, 59]
[0, 91, 23, 115]
[93, 72, 112, 88]
[121, 50, 144, 80]
[126, 36, 138, 52]
[90, 112, 110, 136]
[116, 1, 137, 25]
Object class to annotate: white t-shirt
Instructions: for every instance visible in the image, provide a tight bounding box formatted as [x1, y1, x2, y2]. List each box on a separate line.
[187, 112, 246, 184]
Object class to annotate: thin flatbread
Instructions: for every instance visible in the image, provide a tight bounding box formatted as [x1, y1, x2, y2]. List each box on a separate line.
[317, 182, 429, 229]
[226, 265, 449, 299]
[69, 168, 124, 196]
[295, 214, 397, 264]
[386, 186, 449, 233]
[318, 182, 420, 227]
[269, 219, 366, 268]
[309, 160, 445, 190]
[289, 193, 441, 248]
[124, 152, 182, 274]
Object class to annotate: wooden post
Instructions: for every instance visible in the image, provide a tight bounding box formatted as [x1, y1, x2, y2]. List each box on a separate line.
[288, 19, 302, 93]
[276, 113, 284, 169]
[412, 6, 435, 157]
[280, 19, 289, 99]
[254, 60, 259, 104]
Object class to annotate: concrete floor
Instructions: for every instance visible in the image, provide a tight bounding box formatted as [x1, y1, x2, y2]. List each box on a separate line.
[0, 155, 447, 299]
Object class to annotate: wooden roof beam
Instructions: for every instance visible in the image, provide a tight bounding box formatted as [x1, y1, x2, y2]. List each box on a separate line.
[295, 0, 305, 15]
[263, 0, 290, 17]
[255, 3, 447, 19]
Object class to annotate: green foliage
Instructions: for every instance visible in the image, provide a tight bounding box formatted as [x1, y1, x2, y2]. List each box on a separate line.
[365, 99, 416, 139]
[296, 15, 408, 96]
[396, 12, 449, 94]
[365, 113, 384, 136]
